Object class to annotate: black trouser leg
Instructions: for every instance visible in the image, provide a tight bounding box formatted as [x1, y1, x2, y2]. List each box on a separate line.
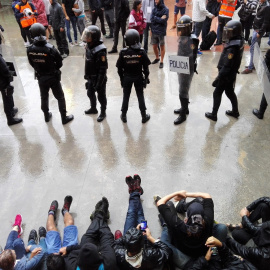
[134, 79, 146, 113]
[249, 203, 270, 223]
[87, 83, 97, 109]
[112, 21, 120, 50]
[1, 90, 14, 120]
[92, 11, 98, 25]
[120, 20, 127, 48]
[54, 29, 64, 55]
[24, 26, 32, 43]
[17, 20, 27, 42]
[50, 77, 67, 115]
[98, 9, 106, 35]
[224, 82, 238, 112]
[121, 79, 133, 114]
[97, 79, 107, 111]
[59, 30, 69, 55]
[212, 85, 225, 113]
[38, 79, 50, 114]
[259, 94, 268, 114]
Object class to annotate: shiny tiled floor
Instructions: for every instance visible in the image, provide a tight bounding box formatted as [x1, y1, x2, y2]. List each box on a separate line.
[0, 6, 270, 246]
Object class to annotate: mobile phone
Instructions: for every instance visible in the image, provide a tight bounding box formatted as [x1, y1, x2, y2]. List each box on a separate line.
[211, 247, 218, 256]
[141, 220, 147, 231]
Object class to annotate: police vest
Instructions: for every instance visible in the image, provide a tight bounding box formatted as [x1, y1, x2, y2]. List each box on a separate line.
[15, 2, 37, 28]
[219, 0, 237, 17]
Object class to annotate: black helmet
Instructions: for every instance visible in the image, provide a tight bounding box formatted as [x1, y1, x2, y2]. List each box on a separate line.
[124, 228, 144, 254]
[222, 20, 242, 43]
[124, 29, 141, 49]
[30, 23, 46, 39]
[177, 15, 193, 37]
[81, 25, 101, 44]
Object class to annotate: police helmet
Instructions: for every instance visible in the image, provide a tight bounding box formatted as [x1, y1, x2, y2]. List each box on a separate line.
[30, 23, 46, 39]
[81, 25, 101, 44]
[177, 15, 193, 37]
[124, 228, 144, 254]
[222, 20, 242, 43]
[124, 29, 141, 49]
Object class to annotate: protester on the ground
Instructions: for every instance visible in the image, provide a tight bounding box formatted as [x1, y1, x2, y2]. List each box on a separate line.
[241, 0, 270, 74]
[108, 0, 130, 53]
[128, 0, 146, 43]
[142, 0, 155, 53]
[89, 0, 106, 36]
[171, 0, 186, 30]
[104, 0, 114, 38]
[205, 20, 244, 121]
[150, 0, 169, 68]
[113, 174, 172, 269]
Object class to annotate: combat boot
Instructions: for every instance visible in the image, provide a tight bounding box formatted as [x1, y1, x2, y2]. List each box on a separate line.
[141, 111, 150, 123]
[120, 113, 127, 123]
[7, 117, 23, 126]
[174, 108, 189, 114]
[205, 112, 217, 121]
[97, 110, 106, 122]
[253, 109, 264, 119]
[12, 107, 18, 116]
[90, 197, 110, 220]
[226, 110, 240, 119]
[174, 97, 188, 125]
[44, 112, 52, 122]
[61, 114, 74, 125]
[85, 107, 98, 114]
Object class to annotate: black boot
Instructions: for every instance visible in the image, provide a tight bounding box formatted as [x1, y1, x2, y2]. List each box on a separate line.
[61, 114, 74, 125]
[44, 112, 52, 122]
[253, 109, 264, 119]
[174, 98, 188, 125]
[174, 108, 189, 115]
[141, 111, 150, 123]
[85, 107, 98, 114]
[205, 112, 217, 121]
[97, 110, 106, 122]
[7, 117, 23, 126]
[226, 110, 240, 118]
[90, 197, 110, 220]
[13, 107, 18, 116]
[120, 113, 127, 123]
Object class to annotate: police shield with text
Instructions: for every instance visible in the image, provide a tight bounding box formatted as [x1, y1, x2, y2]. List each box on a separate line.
[83, 25, 108, 122]
[116, 29, 151, 123]
[27, 23, 74, 124]
[174, 15, 199, 125]
[205, 20, 244, 121]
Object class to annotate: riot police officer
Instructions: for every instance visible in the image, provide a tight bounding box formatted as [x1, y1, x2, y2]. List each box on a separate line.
[83, 25, 108, 122]
[205, 20, 244, 121]
[174, 15, 199, 125]
[116, 29, 151, 123]
[0, 53, 23, 126]
[27, 23, 74, 124]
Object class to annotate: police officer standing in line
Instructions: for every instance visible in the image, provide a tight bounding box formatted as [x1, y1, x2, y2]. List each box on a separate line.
[205, 20, 244, 121]
[174, 15, 199, 125]
[83, 25, 108, 122]
[116, 29, 151, 123]
[0, 53, 23, 126]
[27, 23, 74, 124]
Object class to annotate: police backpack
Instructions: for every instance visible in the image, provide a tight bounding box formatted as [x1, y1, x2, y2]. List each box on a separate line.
[200, 31, 217, 51]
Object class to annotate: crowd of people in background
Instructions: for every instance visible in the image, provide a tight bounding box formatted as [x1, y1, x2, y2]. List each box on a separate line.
[0, 175, 270, 269]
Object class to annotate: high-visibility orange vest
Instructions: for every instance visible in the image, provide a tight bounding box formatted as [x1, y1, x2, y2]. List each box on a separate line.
[219, 0, 237, 17]
[15, 2, 37, 28]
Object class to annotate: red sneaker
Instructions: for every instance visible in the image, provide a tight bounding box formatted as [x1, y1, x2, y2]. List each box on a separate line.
[133, 174, 144, 195]
[115, 230, 123, 240]
[13, 214, 23, 237]
[125, 176, 134, 194]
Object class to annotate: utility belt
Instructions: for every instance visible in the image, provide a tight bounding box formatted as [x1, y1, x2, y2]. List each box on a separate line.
[35, 70, 61, 80]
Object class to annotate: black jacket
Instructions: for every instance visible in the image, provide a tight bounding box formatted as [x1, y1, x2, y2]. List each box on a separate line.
[0, 54, 12, 90]
[103, 0, 114, 10]
[113, 237, 171, 270]
[206, 0, 221, 17]
[89, 0, 104, 11]
[247, 197, 270, 212]
[114, 0, 130, 22]
[253, 1, 270, 36]
[49, 0, 65, 30]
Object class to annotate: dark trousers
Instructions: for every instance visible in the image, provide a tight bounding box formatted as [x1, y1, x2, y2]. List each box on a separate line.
[87, 79, 107, 111]
[1, 89, 15, 119]
[23, 26, 33, 44]
[232, 203, 270, 245]
[16, 20, 27, 42]
[105, 9, 114, 36]
[259, 94, 268, 113]
[240, 15, 255, 41]
[112, 20, 127, 50]
[5, 231, 26, 259]
[121, 76, 147, 114]
[38, 75, 67, 115]
[54, 29, 69, 55]
[92, 9, 106, 35]
[80, 214, 117, 270]
[143, 22, 151, 53]
[202, 17, 212, 41]
[217, 16, 232, 44]
[212, 81, 238, 113]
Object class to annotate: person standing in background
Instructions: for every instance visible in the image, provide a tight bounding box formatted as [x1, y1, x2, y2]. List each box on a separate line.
[171, 0, 186, 30]
[142, 0, 154, 53]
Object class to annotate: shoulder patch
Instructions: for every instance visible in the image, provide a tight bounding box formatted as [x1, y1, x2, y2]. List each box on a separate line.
[101, 55, 106, 62]
[191, 44, 195, 50]
[228, 53, 233, 59]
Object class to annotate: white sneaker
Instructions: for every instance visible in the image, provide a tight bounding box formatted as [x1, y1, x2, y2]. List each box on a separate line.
[24, 42, 30, 47]
[74, 41, 79, 46]
[69, 42, 74, 47]
[79, 41, 86, 47]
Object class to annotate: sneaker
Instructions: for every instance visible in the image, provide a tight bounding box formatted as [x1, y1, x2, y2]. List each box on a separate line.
[74, 41, 79, 46]
[38, 226, 47, 240]
[28, 229, 37, 243]
[48, 200, 58, 219]
[152, 58, 160, 64]
[79, 41, 86, 47]
[154, 195, 161, 205]
[241, 68, 252, 74]
[62, 195, 73, 216]
[115, 230, 122, 240]
[245, 66, 255, 70]
[61, 53, 68, 59]
[133, 174, 143, 195]
[13, 214, 23, 236]
[69, 42, 74, 47]
[170, 25, 176, 30]
[197, 50, 203, 55]
[159, 62, 164, 68]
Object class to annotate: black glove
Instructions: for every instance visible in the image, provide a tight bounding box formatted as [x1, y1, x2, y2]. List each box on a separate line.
[120, 77, 124, 88]
[6, 85, 14, 96]
[143, 78, 150, 88]
[212, 77, 220, 87]
[85, 81, 89, 90]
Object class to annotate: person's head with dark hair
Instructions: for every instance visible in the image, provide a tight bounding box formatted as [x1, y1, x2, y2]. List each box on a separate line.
[133, 0, 142, 12]
[124, 228, 144, 256]
[47, 254, 65, 270]
[0, 249, 16, 270]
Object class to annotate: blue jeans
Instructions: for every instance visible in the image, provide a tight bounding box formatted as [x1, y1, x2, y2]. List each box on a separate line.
[65, 16, 78, 43]
[123, 192, 145, 235]
[143, 22, 151, 53]
[160, 226, 191, 269]
[27, 238, 47, 270]
[248, 30, 261, 70]
[193, 21, 204, 38]
[212, 223, 228, 243]
[4, 231, 26, 259]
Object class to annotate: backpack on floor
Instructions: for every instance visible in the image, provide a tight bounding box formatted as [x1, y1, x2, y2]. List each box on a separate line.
[200, 31, 217, 51]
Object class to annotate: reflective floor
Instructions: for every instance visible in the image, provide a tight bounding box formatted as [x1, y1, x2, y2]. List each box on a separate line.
[0, 6, 270, 245]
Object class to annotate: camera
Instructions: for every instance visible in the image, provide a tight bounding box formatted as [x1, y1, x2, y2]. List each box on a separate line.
[140, 220, 147, 231]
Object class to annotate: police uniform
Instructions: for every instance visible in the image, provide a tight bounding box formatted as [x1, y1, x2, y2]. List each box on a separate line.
[27, 33, 73, 124]
[85, 41, 108, 118]
[116, 46, 151, 121]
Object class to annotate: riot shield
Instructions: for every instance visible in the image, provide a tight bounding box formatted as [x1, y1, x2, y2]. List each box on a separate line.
[253, 43, 270, 104]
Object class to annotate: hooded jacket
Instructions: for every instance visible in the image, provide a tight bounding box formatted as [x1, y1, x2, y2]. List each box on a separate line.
[114, 0, 130, 22]
[49, 0, 65, 30]
[150, 0, 169, 36]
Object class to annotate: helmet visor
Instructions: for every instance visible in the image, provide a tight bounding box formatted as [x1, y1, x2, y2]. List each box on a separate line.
[81, 28, 93, 43]
[222, 27, 233, 43]
[176, 22, 192, 37]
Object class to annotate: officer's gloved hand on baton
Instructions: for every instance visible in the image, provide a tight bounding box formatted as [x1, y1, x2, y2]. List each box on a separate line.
[143, 77, 150, 89]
